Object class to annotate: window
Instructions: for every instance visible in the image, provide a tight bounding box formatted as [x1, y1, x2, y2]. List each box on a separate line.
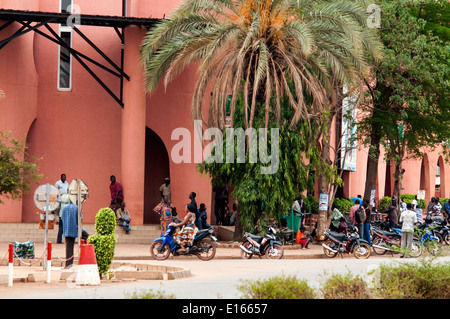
[60, 0, 73, 13]
[58, 0, 73, 91]
[58, 31, 72, 90]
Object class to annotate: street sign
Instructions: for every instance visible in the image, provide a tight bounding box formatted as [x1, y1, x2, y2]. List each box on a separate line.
[68, 179, 89, 204]
[33, 183, 60, 270]
[34, 184, 60, 212]
[68, 179, 89, 255]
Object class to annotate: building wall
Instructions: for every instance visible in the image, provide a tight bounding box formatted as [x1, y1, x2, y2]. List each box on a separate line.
[0, 0, 447, 225]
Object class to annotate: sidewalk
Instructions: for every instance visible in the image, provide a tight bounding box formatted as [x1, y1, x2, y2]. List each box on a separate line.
[0, 241, 325, 264]
[0, 241, 326, 285]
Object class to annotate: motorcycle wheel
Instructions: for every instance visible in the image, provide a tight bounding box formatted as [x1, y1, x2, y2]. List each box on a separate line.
[240, 241, 253, 259]
[425, 240, 442, 256]
[323, 240, 338, 258]
[443, 232, 450, 246]
[150, 241, 171, 260]
[372, 237, 388, 255]
[410, 241, 422, 257]
[265, 244, 284, 260]
[195, 239, 216, 261]
[353, 242, 371, 259]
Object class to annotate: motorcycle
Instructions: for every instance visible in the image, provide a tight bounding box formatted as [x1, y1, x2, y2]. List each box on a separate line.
[150, 223, 218, 261]
[371, 226, 422, 257]
[411, 223, 442, 256]
[322, 226, 371, 259]
[240, 225, 284, 259]
[423, 215, 449, 245]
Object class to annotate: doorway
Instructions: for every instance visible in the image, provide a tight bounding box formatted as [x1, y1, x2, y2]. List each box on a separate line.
[143, 127, 170, 224]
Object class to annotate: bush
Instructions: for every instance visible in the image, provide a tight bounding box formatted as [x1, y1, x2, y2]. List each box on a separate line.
[304, 195, 319, 214]
[126, 289, 176, 299]
[374, 259, 450, 299]
[237, 259, 450, 299]
[333, 198, 354, 213]
[238, 274, 316, 299]
[320, 272, 371, 299]
[88, 207, 117, 277]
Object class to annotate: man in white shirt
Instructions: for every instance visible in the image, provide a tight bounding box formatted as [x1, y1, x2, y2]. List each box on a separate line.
[399, 203, 418, 258]
[55, 173, 69, 195]
[55, 173, 69, 243]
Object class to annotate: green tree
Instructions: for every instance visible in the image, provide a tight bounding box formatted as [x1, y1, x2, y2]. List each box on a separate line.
[140, 0, 382, 130]
[141, 0, 383, 236]
[359, 0, 450, 203]
[0, 131, 42, 203]
[198, 94, 327, 238]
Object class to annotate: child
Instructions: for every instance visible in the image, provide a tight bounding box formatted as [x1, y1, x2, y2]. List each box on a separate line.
[296, 225, 311, 249]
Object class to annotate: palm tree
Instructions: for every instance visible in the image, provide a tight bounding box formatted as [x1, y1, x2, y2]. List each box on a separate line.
[140, 0, 382, 130]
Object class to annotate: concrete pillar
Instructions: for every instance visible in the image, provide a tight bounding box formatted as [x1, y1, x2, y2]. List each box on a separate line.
[121, 26, 147, 225]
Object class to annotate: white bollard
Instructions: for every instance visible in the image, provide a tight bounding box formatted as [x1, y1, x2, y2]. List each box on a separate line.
[8, 243, 13, 287]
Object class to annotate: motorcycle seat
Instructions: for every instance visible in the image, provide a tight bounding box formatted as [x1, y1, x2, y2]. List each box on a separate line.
[328, 231, 346, 241]
[378, 229, 398, 237]
[247, 233, 264, 242]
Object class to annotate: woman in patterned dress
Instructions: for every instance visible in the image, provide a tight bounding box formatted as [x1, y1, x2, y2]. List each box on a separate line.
[172, 202, 198, 252]
[153, 196, 175, 235]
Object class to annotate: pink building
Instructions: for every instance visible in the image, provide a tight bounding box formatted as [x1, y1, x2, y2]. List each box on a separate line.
[0, 0, 447, 225]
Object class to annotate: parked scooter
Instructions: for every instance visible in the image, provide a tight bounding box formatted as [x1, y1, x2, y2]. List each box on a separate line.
[371, 226, 422, 257]
[423, 215, 449, 245]
[411, 223, 442, 256]
[150, 223, 218, 261]
[322, 226, 371, 259]
[240, 225, 284, 259]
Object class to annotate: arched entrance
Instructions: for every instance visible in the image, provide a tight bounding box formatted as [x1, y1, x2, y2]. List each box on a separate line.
[143, 127, 170, 224]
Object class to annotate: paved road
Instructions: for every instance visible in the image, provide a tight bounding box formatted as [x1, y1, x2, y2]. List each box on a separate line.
[3, 256, 448, 299]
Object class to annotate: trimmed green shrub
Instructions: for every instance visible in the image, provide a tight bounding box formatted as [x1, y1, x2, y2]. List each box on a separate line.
[238, 274, 316, 299]
[88, 207, 117, 277]
[374, 259, 450, 299]
[320, 273, 371, 299]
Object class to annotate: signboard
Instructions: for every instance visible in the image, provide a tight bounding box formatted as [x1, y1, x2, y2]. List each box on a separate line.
[319, 193, 329, 212]
[370, 189, 376, 206]
[68, 179, 89, 204]
[341, 87, 358, 171]
[417, 190, 426, 200]
[68, 179, 89, 253]
[34, 184, 60, 212]
[33, 184, 60, 270]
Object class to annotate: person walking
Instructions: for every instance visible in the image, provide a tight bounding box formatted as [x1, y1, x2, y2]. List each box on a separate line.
[109, 175, 124, 212]
[55, 174, 69, 244]
[159, 178, 171, 204]
[56, 194, 71, 244]
[350, 199, 364, 239]
[399, 203, 417, 258]
[61, 201, 81, 268]
[153, 195, 175, 235]
[384, 198, 400, 230]
[362, 199, 372, 246]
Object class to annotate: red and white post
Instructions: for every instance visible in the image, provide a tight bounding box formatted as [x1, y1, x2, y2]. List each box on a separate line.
[46, 242, 52, 283]
[8, 243, 13, 287]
